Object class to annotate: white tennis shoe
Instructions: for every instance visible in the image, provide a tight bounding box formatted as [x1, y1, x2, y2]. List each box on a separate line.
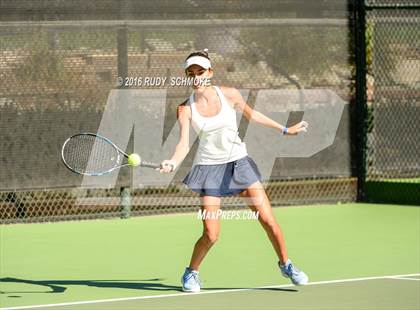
[181, 267, 201, 292]
[279, 259, 309, 285]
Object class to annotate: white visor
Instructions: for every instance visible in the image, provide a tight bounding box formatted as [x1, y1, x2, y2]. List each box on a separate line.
[184, 56, 211, 70]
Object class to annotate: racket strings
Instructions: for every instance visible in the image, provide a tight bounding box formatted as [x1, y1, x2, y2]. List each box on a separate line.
[63, 135, 120, 175]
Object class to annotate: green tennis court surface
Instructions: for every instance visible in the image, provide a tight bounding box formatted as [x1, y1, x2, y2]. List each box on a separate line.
[1, 203, 419, 309]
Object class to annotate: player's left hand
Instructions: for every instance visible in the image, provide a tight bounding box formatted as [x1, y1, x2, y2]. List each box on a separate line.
[287, 121, 309, 135]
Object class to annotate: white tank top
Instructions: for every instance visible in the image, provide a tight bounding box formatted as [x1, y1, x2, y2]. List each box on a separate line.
[189, 86, 248, 165]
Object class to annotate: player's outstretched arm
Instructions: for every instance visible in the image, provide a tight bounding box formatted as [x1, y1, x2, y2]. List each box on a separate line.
[221, 86, 309, 135]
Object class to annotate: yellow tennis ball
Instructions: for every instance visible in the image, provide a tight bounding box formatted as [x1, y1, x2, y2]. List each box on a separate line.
[127, 153, 141, 167]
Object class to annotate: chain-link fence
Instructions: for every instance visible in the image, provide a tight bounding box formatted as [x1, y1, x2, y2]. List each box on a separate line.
[4, 0, 414, 224]
[364, 1, 420, 204]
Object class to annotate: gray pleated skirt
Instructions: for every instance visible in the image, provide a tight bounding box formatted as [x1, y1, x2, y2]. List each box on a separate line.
[182, 155, 262, 197]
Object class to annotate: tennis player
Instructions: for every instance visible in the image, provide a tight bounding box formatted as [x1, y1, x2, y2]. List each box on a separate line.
[159, 49, 309, 292]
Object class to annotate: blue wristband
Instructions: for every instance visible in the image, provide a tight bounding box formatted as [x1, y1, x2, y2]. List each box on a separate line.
[283, 127, 288, 135]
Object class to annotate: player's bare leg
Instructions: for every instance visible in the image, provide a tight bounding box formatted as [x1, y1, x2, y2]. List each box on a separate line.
[240, 182, 309, 285]
[182, 195, 221, 292]
[239, 182, 288, 264]
[189, 195, 221, 270]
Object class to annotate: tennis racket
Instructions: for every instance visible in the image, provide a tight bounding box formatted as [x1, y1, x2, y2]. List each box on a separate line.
[61, 133, 166, 176]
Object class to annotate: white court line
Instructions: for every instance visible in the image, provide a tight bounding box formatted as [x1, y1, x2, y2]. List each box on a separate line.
[389, 276, 420, 281]
[1, 273, 419, 310]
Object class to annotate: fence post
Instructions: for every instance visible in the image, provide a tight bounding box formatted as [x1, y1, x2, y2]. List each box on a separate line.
[355, 0, 368, 202]
[117, 25, 131, 217]
[117, 25, 128, 85]
[120, 187, 131, 218]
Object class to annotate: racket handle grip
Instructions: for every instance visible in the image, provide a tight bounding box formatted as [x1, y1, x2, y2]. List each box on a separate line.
[141, 161, 161, 169]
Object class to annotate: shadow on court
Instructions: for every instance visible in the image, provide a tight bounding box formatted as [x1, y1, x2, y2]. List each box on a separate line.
[0, 277, 180, 294]
[0, 277, 298, 295]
